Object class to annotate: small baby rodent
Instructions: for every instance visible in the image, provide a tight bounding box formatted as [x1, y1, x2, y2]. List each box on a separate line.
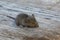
[16, 13, 39, 28]
[0, 13, 39, 28]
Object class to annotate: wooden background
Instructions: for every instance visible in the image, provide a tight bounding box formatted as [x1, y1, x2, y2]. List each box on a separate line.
[0, 0, 60, 40]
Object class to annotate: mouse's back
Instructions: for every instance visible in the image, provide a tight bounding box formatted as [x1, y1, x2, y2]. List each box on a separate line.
[16, 13, 28, 26]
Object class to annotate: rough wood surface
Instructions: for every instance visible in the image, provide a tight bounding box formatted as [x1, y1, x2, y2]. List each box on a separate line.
[0, 1, 60, 40]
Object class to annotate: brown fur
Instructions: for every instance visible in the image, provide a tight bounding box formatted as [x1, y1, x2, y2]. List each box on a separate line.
[16, 13, 39, 28]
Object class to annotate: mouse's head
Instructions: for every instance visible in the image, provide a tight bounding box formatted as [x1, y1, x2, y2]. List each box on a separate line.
[24, 14, 39, 28]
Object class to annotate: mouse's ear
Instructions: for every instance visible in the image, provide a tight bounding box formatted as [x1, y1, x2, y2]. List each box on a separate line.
[32, 14, 35, 18]
[32, 14, 36, 20]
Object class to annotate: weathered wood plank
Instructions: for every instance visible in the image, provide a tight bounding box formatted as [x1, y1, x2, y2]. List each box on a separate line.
[0, 1, 60, 40]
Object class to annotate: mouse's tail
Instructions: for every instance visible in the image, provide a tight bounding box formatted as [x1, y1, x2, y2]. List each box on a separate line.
[7, 16, 15, 20]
